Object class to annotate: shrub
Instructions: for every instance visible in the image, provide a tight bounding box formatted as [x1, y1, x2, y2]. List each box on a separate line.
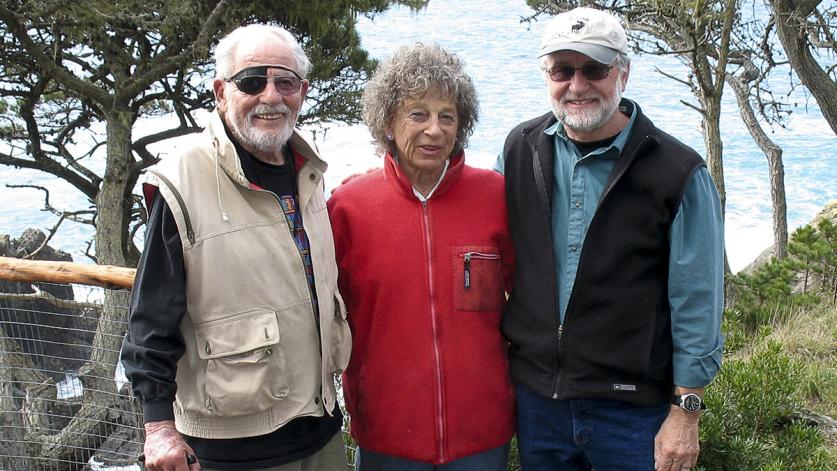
[698, 341, 832, 470]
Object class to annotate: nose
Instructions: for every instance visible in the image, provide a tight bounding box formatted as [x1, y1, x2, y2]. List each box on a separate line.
[424, 116, 443, 136]
[260, 78, 284, 104]
[567, 71, 591, 92]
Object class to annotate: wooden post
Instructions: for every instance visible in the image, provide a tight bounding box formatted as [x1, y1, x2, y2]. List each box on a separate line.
[0, 256, 135, 289]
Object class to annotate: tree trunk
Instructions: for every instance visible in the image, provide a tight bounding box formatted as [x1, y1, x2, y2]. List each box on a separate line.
[0, 332, 28, 471]
[769, 0, 837, 135]
[727, 73, 789, 259]
[698, 94, 726, 212]
[96, 110, 136, 269]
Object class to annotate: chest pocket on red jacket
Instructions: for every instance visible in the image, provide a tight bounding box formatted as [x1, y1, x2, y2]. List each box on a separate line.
[453, 246, 504, 312]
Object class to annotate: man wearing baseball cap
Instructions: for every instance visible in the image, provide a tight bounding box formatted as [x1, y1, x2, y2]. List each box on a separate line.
[495, 7, 724, 471]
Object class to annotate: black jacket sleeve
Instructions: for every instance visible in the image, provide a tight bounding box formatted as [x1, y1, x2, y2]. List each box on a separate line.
[120, 192, 187, 423]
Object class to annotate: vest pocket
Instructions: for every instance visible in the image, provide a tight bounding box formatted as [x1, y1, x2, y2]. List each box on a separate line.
[195, 310, 289, 416]
[453, 246, 504, 312]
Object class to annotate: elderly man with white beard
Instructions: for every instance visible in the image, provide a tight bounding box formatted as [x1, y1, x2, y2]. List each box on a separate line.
[121, 24, 351, 471]
[495, 7, 725, 471]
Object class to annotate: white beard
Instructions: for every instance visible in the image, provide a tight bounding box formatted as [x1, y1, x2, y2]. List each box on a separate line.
[551, 80, 622, 134]
[226, 103, 296, 153]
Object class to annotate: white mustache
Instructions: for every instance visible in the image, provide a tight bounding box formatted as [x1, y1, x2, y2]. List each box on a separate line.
[560, 94, 601, 104]
[249, 104, 292, 117]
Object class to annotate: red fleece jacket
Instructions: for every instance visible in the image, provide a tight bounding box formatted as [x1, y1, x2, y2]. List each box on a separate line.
[327, 152, 515, 464]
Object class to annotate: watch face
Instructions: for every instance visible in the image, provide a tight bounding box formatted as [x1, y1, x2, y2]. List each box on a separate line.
[683, 394, 701, 412]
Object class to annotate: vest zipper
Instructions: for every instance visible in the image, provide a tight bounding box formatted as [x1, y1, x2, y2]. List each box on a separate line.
[150, 171, 195, 245]
[422, 200, 447, 463]
[553, 323, 564, 399]
[524, 135, 565, 401]
[461, 251, 500, 288]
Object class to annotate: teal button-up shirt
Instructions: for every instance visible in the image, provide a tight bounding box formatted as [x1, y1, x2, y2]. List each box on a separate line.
[496, 101, 724, 387]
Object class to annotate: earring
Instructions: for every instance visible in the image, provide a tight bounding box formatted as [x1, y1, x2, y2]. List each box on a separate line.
[385, 132, 393, 141]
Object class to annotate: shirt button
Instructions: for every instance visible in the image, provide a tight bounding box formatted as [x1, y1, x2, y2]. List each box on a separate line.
[570, 246, 577, 252]
[309, 173, 316, 181]
[314, 397, 320, 405]
[575, 201, 581, 208]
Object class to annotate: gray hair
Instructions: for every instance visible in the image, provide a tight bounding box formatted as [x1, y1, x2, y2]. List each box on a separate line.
[214, 24, 312, 79]
[362, 43, 478, 155]
[613, 52, 631, 73]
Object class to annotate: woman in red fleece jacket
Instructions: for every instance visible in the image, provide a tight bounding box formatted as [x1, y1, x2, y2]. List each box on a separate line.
[327, 43, 515, 471]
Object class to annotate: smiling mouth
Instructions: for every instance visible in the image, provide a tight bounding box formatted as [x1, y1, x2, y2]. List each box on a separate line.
[565, 98, 598, 105]
[255, 113, 286, 120]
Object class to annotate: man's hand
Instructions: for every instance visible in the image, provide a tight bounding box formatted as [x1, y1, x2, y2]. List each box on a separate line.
[655, 386, 704, 471]
[654, 405, 700, 470]
[142, 420, 200, 471]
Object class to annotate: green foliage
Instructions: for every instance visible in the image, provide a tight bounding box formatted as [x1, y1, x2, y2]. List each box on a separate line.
[799, 362, 837, 406]
[727, 221, 836, 332]
[721, 307, 768, 355]
[787, 225, 825, 293]
[698, 341, 831, 471]
[727, 259, 797, 330]
[508, 436, 521, 471]
[814, 218, 837, 302]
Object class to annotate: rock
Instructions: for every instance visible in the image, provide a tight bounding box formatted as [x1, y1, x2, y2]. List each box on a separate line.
[5, 228, 73, 262]
[740, 200, 837, 274]
[0, 229, 92, 382]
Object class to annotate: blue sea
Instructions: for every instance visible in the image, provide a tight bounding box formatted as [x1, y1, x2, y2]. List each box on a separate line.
[1, 0, 835, 273]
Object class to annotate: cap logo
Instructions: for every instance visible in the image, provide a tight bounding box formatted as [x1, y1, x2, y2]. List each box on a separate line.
[571, 20, 586, 34]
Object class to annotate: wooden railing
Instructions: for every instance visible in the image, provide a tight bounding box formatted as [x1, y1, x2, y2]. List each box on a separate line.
[0, 256, 136, 289]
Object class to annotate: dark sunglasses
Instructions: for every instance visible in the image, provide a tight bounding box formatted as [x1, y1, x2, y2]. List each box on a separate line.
[546, 63, 613, 82]
[225, 65, 303, 96]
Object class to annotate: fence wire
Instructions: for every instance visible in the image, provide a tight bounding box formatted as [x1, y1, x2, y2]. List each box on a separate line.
[0, 274, 356, 470]
[0, 278, 140, 471]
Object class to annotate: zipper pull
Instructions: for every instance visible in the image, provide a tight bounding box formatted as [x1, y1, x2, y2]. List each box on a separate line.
[557, 323, 563, 341]
[464, 253, 471, 289]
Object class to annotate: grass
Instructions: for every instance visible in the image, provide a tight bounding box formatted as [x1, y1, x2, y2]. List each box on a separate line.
[768, 300, 837, 463]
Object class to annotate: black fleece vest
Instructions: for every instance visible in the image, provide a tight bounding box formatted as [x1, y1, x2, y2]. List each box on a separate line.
[500, 102, 705, 405]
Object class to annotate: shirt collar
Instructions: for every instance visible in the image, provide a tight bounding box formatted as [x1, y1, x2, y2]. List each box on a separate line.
[544, 98, 638, 156]
[393, 155, 450, 202]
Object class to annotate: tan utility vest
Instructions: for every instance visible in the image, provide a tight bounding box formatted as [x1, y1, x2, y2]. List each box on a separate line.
[142, 111, 351, 439]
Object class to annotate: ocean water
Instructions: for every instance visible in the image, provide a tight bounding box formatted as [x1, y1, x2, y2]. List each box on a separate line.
[1, 0, 835, 273]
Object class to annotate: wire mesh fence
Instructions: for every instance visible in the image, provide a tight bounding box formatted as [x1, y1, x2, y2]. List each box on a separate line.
[0, 258, 356, 470]
[0, 276, 141, 471]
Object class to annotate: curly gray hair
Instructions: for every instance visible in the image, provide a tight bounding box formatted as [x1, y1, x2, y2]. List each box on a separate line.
[362, 43, 478, 156]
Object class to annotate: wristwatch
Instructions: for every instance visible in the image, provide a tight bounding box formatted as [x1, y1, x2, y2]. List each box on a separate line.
[672, 393, 706, 412]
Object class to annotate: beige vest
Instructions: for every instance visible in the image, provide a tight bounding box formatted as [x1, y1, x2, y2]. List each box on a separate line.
[142, 111, 351, 439]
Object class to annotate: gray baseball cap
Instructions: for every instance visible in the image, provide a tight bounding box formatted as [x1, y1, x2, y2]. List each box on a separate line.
[538, 7, 628, 64]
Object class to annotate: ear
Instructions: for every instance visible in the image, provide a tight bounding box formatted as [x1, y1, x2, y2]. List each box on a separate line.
[299, 79, 310, 100]
[213, 78, 228, 113]
[620, 63, 630, 91]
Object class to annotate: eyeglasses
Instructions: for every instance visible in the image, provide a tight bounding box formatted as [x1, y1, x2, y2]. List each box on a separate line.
[545, 63, 613, 82]
[225, 65, 303, 96]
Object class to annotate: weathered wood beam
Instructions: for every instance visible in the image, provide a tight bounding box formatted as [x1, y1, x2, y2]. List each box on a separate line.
[0, 257, 135, 290]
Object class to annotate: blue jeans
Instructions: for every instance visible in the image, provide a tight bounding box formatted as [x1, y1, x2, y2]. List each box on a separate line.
[355, 443, 509, 471]
[515, 383, 670, 471]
